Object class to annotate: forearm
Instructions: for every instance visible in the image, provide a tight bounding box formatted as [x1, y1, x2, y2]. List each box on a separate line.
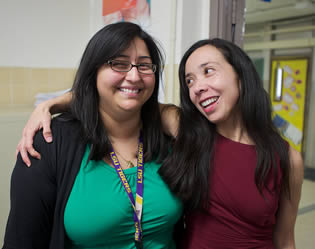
[273, 235, 296, 249]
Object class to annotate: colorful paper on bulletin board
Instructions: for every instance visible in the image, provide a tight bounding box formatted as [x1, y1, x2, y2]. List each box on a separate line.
[103, 0, 137, 16]
[270, 59, 308, 152]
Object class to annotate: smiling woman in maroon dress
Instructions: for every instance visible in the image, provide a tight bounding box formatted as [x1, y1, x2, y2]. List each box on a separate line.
[161, 39, 303, 249]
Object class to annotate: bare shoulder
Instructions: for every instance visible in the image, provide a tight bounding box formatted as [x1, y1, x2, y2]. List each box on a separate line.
[159, 103, 180, 115]
[159, 103, 180, 138]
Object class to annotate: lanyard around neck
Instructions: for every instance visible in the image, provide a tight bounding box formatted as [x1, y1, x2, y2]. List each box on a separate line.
[109, 134, 144, 248]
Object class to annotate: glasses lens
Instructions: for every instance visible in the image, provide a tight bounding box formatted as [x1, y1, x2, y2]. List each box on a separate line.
[138, 64, 156, 74]
[111, 61, 131, 72]
[109, 60, 156, 74]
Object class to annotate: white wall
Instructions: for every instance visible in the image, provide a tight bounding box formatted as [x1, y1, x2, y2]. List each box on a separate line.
[175, 0, 210, 63]
[0, 0, 210, 68]
[0, 0, 90, 68]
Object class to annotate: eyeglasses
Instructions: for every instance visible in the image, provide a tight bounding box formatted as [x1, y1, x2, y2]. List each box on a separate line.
[107, 60, 156, 75]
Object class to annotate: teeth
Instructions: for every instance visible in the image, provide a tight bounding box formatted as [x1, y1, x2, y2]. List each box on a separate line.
[120, 88, 139, 94]
[201, 97, 218, 107]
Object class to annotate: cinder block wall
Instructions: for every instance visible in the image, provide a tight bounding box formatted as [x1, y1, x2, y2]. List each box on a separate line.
[0, 67, 75, 108]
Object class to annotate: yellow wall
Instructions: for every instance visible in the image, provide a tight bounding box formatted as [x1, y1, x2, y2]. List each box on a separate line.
[163, 64, 180, 106]
[0, 65, 183, 108]
[0, 67, 76, 108]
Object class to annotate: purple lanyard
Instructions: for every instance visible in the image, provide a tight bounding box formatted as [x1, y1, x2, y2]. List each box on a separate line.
[109, 135, 144, 248]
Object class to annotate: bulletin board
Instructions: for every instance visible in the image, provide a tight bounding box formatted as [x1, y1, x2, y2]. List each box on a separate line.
[270, 57, 309, 152]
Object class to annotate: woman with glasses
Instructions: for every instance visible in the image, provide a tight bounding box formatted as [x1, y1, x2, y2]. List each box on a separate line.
[15, 38, 303, 249]
[3, 22, 183, 249]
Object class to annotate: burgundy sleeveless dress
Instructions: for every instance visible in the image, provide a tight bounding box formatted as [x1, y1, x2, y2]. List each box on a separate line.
[182, 134, 282, 249]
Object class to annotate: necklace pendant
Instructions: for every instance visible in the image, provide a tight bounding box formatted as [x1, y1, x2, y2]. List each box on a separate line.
[127, 161, 135, 168]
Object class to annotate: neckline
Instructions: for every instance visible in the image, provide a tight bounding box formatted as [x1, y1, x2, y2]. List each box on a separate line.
[84, 144, 142, 175]
[100, 160, 140, 175]
[217, 132, 255, 147]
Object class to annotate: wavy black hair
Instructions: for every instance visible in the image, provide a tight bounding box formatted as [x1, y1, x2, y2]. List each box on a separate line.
[160, 38, 290, 211]
[68, 22, 169, 162]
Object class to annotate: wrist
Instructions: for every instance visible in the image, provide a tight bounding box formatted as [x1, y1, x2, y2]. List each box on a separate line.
[47, 98, 60, 115]
[37, 100, 53, 114]
[49, 91, 72, 114]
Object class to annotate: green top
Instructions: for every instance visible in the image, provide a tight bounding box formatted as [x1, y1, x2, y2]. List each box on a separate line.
[64, 145, 183, 249]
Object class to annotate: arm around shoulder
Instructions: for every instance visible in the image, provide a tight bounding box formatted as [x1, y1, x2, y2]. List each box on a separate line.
[273, 146, 304, 249]
[16, 91, 73, 166]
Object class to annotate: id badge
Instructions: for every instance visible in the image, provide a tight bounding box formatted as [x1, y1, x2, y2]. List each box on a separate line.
[135, 240, 143, 249]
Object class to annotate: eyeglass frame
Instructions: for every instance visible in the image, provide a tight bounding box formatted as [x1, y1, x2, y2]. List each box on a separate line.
[107, 60, 157, 75]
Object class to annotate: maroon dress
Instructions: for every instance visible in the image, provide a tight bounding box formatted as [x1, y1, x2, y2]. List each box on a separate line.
[183, 134, 282, 249]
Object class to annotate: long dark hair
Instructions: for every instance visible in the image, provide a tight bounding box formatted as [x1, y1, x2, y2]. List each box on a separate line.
[160, 38, 290, 211]
[68, 22, 169, 162]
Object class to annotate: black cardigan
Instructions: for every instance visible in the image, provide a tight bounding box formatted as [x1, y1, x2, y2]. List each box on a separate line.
[2, 116, 86, 249]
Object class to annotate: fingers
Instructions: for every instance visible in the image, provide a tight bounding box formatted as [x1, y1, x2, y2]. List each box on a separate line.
[16, 139, 31, 167]
[15, 102, 54, 167]
[15, 141, 23, 161]
[16, 127, 42, 167]
[24, 127, 41, 155]
[20, 146, 31, 167]
[42, 117, 52, 143]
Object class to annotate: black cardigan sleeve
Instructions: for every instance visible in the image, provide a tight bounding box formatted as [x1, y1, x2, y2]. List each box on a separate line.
[2, 130, 57, 249]
[2, 116, 87, 249]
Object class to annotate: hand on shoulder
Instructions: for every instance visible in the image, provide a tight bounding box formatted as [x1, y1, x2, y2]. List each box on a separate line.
[15, 91, 72, 166]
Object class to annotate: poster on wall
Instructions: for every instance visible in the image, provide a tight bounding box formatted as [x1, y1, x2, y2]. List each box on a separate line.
[102, 0, 151, 26]
[270, 58, 309, 152]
